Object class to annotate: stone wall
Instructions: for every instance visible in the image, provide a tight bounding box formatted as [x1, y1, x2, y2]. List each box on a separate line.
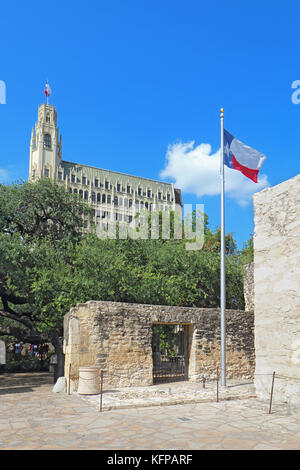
[64, 301, 254, 388]
[253, 173, 300, 402]
[0, 340, 6, 365]
[243, 262, 254, 311]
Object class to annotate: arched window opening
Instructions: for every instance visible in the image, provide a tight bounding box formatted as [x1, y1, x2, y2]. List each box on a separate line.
[44, 133, 51, 149]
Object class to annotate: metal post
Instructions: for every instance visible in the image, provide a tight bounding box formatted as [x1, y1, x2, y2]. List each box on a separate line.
[99, 370, 104, 412]
[269, 371, 276, 414]
[217, 367, 219, 402]
[67, 363, 71, 395]
[220, 107, 226, 387]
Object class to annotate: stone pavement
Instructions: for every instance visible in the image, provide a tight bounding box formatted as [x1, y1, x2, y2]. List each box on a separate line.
[1, 372, 300, 450]
[76, 377, 256, 411]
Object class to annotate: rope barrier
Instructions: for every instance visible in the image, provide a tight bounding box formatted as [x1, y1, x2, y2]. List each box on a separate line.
[66, 364, 300, 415]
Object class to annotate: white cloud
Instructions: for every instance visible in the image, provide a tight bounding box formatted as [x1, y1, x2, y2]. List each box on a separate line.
[0, 168, 9, 183]
[160, 141, 269, 206]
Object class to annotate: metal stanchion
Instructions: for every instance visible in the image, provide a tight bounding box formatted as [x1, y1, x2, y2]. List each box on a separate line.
[268, 371, 276, 414]
[67, 363, 71, 395]
[99, 370, 104, 412]
[216, 367, 219, 403]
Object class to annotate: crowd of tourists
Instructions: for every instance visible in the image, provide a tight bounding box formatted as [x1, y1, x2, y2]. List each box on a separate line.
[12, 342, 49, 360]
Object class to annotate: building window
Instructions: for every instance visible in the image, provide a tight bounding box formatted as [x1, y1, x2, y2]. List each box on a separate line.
[107, 195, 111, 204]
[147, 189, 151, 198]
[82, 176, 87, 185]
[158, 192, 162, 200]
[44, 134, 51, 149]
[68, 187, 72, 193]
[79, 190, 83, 198]
[127, 185, 131, 194]
[102, 194, 106, 203]
[138, 187, 142, 196]
[95, 178, 99, 188]
[105, 181, 109, 190]
[117, 183, 121, 192]
[97, 193, 101, 203]
[58, 171, 63, 180]
[46, 114, 50, 123]
[167, 193, 170, 201]
[129, 199, 133, 208]
[84, 191, 89, 201]
[114, 196, 118, 206]
[71, 174, 76, 183]
[92, 192, 96, 202]
[44, 168, 49, 178]
[73, 188, 78, 194]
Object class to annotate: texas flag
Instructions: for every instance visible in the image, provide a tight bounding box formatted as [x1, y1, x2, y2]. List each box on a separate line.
[223, 129, 266, 183]
[44, 81, 52, 98]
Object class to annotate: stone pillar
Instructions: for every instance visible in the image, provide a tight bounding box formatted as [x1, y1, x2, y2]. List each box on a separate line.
[253, 174, 300, 402]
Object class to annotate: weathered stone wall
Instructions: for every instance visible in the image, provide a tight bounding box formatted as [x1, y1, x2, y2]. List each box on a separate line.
[0, 340, 6, 365]
[253, 173, 300, 402]
[64, 301, 254, 388]
[244, 262, 254, 311]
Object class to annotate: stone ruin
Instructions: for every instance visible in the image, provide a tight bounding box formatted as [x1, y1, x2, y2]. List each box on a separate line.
[63, 297, 254, 389]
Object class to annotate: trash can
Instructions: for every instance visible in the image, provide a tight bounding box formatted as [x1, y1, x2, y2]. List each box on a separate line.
[77, 366, 100, 394]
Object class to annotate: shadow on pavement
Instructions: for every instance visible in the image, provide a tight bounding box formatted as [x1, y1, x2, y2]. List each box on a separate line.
[0, 372, 54, 394]
[0, 386, 34, 395]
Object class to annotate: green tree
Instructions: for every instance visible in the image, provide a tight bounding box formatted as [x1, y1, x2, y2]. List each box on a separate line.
[0, 179, 92, 378]
[238, 235, 254, 265]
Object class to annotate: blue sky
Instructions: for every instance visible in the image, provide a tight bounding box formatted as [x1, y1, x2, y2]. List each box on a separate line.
[0, 0, 299, 248]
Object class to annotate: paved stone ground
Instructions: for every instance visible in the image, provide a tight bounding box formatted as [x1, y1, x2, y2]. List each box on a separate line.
[1, 372, 300, 450]
[76, 377, 256, 411]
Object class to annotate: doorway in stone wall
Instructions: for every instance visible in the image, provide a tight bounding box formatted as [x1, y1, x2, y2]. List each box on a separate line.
[152, 323, 189, 384]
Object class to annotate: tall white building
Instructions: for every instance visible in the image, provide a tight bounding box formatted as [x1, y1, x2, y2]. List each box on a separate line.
[29, 103, 182, 226]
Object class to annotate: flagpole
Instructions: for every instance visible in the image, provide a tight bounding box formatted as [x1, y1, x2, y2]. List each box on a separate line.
[220, 107, 226, 387]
